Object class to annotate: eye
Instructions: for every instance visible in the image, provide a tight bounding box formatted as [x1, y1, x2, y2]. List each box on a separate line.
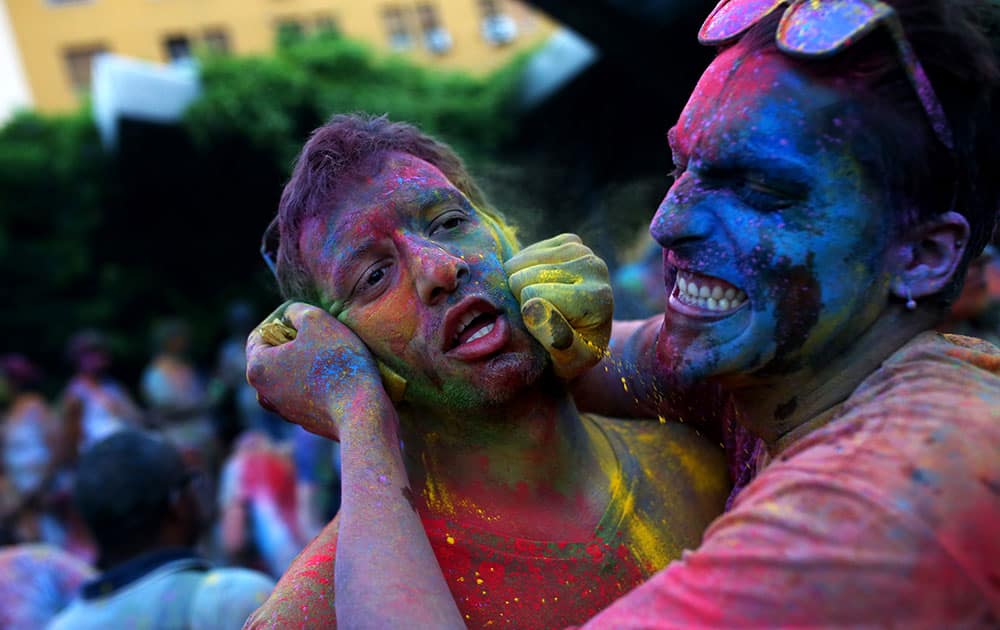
[352, 261, 393, 296]
[741, 176, 801, 210]
[428, 209, 469, 236]
[366, 267, 386, 286]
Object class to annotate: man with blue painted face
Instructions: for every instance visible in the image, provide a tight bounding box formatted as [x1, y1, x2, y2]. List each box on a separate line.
[263, 0, 1000, 626]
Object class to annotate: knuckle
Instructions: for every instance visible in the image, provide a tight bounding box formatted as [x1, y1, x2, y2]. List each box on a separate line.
[246, 362, 265, 386]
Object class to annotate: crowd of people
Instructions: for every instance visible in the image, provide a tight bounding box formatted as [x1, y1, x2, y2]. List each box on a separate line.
[0, 308, 342, 628]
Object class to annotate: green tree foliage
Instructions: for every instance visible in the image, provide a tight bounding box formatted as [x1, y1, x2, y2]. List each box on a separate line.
[1, 31, 529, 390]
[0, 109, 115, 383]
[186, 32, 526, 168]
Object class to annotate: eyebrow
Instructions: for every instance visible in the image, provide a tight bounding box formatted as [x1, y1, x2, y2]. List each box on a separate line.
[722, 139, 813, 182]
[410, 186, 472, 216]
[671, 126, 812, 184]
[326, 238, 379, 290]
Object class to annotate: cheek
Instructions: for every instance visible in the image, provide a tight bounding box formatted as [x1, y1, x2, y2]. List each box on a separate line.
[345, 287, 421, 358]
[465, 250, 512, 297]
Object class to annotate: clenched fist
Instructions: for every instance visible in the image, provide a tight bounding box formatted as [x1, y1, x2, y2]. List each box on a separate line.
[246, 302, 391, 441]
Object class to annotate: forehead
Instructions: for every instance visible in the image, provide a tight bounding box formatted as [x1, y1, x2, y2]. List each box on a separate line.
[305, 151, 461, 236]
[335, 151, 458, 220]
[298, 152, 472, 279]
[674, 45, 848, 158]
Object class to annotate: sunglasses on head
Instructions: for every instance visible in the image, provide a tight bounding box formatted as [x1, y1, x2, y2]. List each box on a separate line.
[698, 0, 954, 153]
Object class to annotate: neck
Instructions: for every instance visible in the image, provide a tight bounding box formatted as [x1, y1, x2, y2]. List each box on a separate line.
[726, 306, 939, 454]
[399, 375, 612, 538]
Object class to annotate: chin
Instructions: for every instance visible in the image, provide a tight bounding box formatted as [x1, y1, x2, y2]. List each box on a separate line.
[656, 323, 776, 387]
[474, 349, 548, 404]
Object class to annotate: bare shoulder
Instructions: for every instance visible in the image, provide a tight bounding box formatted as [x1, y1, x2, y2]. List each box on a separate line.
[243, 515, 341, 629]
[589, 414, 729, 494]
[587, 414, 730, 545]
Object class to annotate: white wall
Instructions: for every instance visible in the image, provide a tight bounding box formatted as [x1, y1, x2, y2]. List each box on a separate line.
[0, 0, 33, 125]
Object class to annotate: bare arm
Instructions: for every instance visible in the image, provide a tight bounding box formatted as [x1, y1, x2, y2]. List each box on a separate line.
[571, 317, 663, 418]
[335, 396, 463, 629]
[572, 317, 729, 445]
[245, 303, 462, 629]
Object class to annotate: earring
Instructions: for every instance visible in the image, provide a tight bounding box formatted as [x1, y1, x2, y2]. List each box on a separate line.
[905, 286, 917, 311]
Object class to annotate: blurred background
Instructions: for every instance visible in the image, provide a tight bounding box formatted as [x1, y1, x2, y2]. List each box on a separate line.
[1, 0, 722, 385]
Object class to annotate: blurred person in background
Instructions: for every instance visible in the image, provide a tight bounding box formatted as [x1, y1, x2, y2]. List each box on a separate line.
[215, 302, 288, 445]
[290, 425, 341, 541]
[217, 431, 304, 578]
[62, 330, 142, 458]
[0, 544, 94, 630]
[142, 319, 219, 472]
[611, 234, 667, 320]
[939, 244, 1000, 346]
[0, 354, 60, 545]
[47, 429, 274, 630]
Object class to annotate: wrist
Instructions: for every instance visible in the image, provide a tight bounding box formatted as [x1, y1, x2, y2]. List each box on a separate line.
[337, 385, 400, 442]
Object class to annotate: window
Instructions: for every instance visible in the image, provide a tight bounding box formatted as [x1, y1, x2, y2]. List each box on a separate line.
[315, 13, 340, 35]
[164, 35, 191, 62]
[203, 28, 230, 54]
[275, 19, 305, 46]
[382, 5, 413, 51]
[63, 44, 106, 92]
[416, 3, 451, 55]
[478, 0, 517, 45]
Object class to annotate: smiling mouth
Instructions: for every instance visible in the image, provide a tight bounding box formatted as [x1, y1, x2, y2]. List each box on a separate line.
[670, 269, 748, 317]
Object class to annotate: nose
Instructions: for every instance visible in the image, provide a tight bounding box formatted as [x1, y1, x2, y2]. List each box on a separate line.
[649, 177, 715, 251]
[405, 238, 470, 305]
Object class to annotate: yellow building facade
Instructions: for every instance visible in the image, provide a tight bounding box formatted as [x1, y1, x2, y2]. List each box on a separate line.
[4, 0, 555, 114]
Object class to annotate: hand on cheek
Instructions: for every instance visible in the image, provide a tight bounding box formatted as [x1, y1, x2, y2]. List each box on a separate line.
[506, 233, 614, 380]
[246, 301, 392, 441]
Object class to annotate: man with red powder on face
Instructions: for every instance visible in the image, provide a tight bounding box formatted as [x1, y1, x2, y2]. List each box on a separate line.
[250, 0, 1000, 627]
[242, 114, 731, 628]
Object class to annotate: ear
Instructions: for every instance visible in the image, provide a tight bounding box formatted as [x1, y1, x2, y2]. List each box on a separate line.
[889, 211, 970, 300]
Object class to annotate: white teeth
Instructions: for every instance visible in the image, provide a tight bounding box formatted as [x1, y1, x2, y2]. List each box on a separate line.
[455, 310, 483, 338]
[674, 271, 747, 313]
[465, 322, 494, 343]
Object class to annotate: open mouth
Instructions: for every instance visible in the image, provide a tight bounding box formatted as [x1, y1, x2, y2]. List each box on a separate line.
[669, 269, 748, 318]
[442, 297, 510, 360]
[453, 309, 499, 348]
